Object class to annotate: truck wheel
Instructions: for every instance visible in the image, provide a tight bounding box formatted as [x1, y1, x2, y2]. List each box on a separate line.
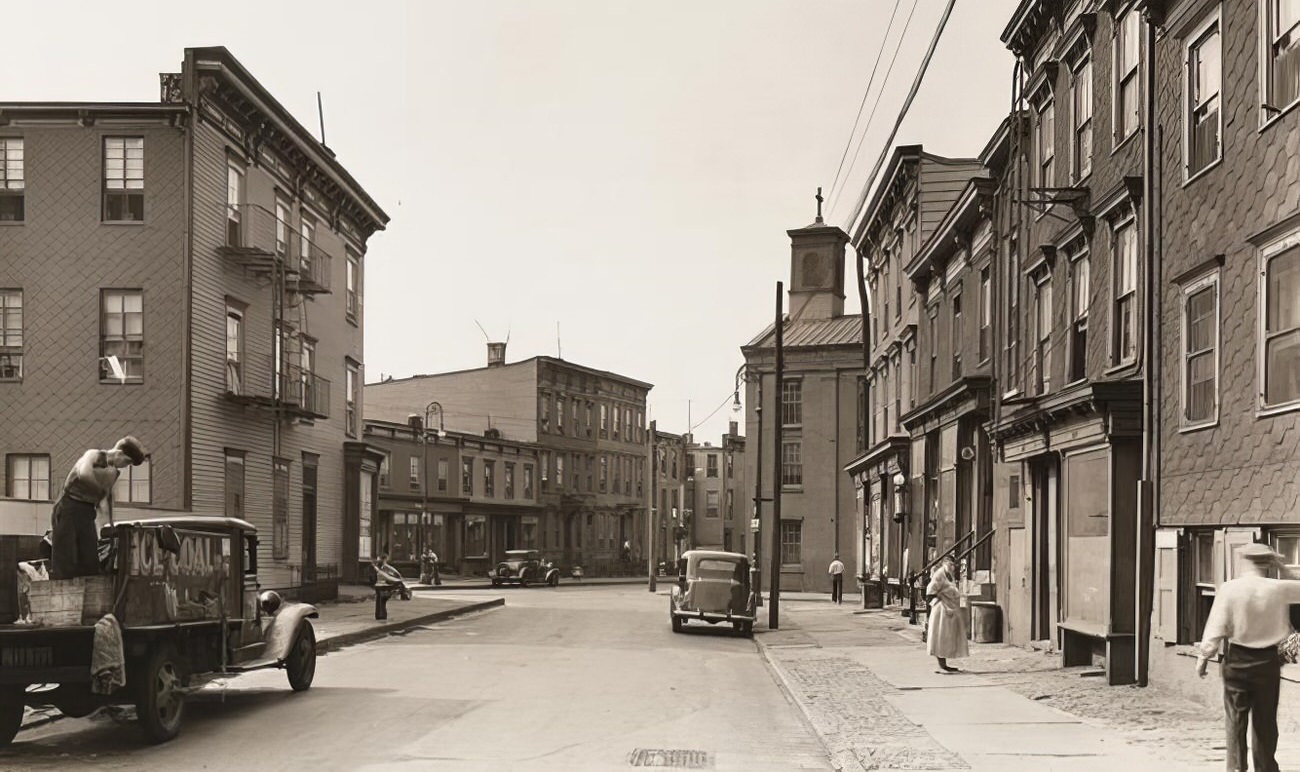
[0, 686, 25, 746]
[287, 622, 317, 692]
[136, 645, 185, 744]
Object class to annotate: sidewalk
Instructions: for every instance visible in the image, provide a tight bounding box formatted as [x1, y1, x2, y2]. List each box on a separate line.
[20, 584, 503, 731]
[753, 593, 1232, 771]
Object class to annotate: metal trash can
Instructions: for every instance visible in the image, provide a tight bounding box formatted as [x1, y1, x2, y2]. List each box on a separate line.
[970, 601, 1001, 643]
[858, 577, 883, 609]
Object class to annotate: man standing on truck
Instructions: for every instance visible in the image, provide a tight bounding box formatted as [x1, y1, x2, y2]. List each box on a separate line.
[50, 436, 147, 579]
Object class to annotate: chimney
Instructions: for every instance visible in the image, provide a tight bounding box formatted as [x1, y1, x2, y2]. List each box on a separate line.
[487, 341, 506, 367]
[729, 420, 738, 436]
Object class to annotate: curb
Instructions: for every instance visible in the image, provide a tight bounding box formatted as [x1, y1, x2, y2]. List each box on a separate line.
[413, 578, 649, 591]
[315, 597, 505, 654]
[751, 637, 843, 770]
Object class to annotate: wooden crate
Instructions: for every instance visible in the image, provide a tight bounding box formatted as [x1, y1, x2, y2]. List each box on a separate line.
[27, 576, 116, 627]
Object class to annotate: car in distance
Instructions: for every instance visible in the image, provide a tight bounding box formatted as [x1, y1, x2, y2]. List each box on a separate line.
[670, 549, 755, 637]
[491, 550, 560, 587]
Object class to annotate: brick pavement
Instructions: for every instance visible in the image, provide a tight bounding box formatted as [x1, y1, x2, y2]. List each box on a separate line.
[756, 595, 1226, 771]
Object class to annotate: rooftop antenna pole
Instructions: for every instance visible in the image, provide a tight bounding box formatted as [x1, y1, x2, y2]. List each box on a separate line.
[316, 91, 326, 146]
[557, 322, 562, 359]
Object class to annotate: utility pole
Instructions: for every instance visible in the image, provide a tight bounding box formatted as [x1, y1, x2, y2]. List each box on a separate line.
[769, 281, 784, 629]
[648, 421, 657, 592]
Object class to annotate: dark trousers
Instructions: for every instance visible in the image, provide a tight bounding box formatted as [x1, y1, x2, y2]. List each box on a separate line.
[1222, 642, 1281, 772]
[50, 496, 100, 579]
[831, 574, 843, 604]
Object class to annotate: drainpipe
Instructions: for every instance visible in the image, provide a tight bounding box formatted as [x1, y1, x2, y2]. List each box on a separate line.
[1135, 1, 1163, 688]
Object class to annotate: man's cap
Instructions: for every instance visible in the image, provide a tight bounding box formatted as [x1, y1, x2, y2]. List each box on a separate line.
[114, 436, 148, 466]
[1239, 542, 1283, 561]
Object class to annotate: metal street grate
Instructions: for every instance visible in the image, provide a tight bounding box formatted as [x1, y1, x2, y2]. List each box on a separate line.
[627, 748, 713, 768]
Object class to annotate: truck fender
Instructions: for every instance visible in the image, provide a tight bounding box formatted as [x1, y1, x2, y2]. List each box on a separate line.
[263, 602, 320, 662]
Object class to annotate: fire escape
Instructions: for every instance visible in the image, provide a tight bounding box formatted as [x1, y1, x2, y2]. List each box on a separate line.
[218, 203, 332, 420]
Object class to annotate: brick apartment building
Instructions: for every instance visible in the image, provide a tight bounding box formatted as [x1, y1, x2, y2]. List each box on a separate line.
[649, 422, 686, 570]
[0, 47, 388, 597]
[364, 347, 651, 576]
[360, 418, 543, 577]
[681, 424, 746, 555]
[742, 203, 861, 595]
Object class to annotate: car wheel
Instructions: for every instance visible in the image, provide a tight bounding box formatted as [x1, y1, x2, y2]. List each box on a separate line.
[136, 645, 185, 744]
[0, 686, 25, 746]
[671, 615, 683, 633]
[287, 622, 317, 692]
[491, 579, 500, 587]
[548, 574, 558, 587]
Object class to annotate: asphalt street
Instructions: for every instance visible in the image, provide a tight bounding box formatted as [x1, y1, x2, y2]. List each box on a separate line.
[1, 585, 832, 771]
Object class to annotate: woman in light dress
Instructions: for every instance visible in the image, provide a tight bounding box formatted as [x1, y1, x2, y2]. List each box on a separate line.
[926, 559, 968, 673]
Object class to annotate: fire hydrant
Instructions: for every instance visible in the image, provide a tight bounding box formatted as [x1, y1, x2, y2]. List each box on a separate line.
[374, 582, 395, 620]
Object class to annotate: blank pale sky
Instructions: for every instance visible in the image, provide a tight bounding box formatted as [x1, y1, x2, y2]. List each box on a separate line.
[4, 0, 1017, 441]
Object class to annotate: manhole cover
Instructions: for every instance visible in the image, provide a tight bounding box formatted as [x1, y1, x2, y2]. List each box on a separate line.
[627, 748, 713, 768]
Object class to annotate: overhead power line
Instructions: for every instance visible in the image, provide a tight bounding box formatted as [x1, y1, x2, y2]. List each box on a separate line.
[826, 0, 905, 208]
[843, 0, 959, 237]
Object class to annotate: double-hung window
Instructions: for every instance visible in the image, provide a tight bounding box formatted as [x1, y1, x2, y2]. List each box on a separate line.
[226, 162, 244, 246]
[1071, 55, 1093, 180]
[101, 289, 144, 382]
[781, 440, 802, 487]
[0, 289, 22, 380]
[1033, 273, 1053, 395]
[0, 138, 24, 221]
[780, 520, 802, 566]
[979, 268, 991, 362]
[345, 252, 360, 324]
[1186, 14, 1221, 177]
[781, 380, 802, 425]
[1069, 247, 1090, 383]
[1115, 7, 1142, 141]
[1262, 242, 1300, 410]
[225, 304, 243, 394]
[1182, 272, 1219, 426]
[1264, 0, 1300, 114]
[951, 292, 963, 380]
[113, 457, 152, 504]
[345, 361, 359, 437]
[1113, 220, 1139, 364]
[7, 454, 50, 501]
[1037, 98, 1055, 188]
[103, 137, 144, 221]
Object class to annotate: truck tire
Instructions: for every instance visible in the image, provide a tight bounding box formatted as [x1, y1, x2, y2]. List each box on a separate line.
[136, 645, 185, 744]
[0, 686, 25, 746]
[286, 622, 317, 692]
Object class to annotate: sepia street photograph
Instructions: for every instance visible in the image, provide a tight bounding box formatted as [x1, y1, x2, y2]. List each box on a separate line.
[2, 0, 1300, 770]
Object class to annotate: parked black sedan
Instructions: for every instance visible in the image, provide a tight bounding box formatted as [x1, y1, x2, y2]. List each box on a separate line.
[490, 550, 561, 587]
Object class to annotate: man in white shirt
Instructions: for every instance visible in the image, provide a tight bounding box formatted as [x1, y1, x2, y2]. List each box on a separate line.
[828, 554, 845, 605]
[1197, 542, 1300, 772]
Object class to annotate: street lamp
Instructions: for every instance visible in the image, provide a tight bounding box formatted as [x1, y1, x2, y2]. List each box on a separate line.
[734, 364, 765, 609]
[407, 401, 444, 568]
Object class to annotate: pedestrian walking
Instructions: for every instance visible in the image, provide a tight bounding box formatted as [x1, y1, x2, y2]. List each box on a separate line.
[1197, 542, 1300, 772]
[925, 559, 968, 673]
[828, 553, 845, 604]
[50, 436, 148, 579]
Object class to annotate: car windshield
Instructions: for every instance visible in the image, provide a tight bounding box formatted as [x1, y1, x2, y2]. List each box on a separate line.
[694, 559, 741, 580]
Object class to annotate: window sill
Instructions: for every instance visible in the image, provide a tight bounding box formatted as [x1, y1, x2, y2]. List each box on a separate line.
[1111, 128, 1141, 155]
[1103, 362, 1139, 379]
[781, 485, 804, 493]
[0, 221, 25, 226]
[99, 379, 144, 386]
[101, 220, 146, 226]
[1178, 418, 1219, 434]
[1257, 400, 1300, 419]
[1260, 98, 1300, 133]
[1183, 156, 1222, 187]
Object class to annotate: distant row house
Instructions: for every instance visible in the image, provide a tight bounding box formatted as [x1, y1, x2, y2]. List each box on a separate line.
[363, 348, 653, 576]
[838, 0, 1300, 694]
